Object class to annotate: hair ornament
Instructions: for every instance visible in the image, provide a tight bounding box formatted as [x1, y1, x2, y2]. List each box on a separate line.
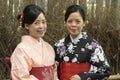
[19, 15, 23, 27]
[63, 9, 66, 16]
[17, 14, 23, 32]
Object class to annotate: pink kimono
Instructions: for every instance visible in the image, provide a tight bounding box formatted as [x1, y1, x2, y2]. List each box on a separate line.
[11, 35, 58, 80]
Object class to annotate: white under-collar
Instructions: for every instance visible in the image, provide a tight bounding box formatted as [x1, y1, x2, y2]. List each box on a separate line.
[38, 38, 42, 45]
[70, 33, 83, 44]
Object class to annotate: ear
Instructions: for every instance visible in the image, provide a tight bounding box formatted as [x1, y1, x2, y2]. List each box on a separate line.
[25, 24, 29, 30]
[65, 21, 67, 26]
[83, 22, 85, 27]
[83, 23, 85, 27]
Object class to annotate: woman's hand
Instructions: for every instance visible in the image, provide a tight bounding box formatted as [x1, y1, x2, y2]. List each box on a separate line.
[70, 75, 81, 80]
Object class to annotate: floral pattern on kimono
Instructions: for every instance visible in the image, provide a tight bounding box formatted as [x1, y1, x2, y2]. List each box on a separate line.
[54, 32, 111, 80]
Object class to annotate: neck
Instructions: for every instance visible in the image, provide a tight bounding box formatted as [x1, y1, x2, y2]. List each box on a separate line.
[70, 35, 78, 39]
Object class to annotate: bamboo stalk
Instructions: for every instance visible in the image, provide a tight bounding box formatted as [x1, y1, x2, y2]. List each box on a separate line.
[109, 74, 120, 80]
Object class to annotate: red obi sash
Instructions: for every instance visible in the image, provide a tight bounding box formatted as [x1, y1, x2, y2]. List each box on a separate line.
[4, 57, 11, 68]
[60, 62, 90, 80]
[30, 65, 54, 80]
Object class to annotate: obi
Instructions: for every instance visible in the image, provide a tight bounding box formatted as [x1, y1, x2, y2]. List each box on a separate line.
[60, 62, 90, 80]
[30, 65, 54, 80]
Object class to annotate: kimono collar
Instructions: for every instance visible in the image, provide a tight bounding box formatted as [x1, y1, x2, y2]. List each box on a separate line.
[70, 32, 83, 44]
[21, 35, 43, 44]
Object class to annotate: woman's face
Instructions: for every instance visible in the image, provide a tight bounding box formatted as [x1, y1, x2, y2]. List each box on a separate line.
[26, 13, 47, 40]
[66, 11, 85, 39]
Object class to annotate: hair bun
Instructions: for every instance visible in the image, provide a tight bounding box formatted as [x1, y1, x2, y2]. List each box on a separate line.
[17, 14, 23, 22]
[17, 14, 23, 28]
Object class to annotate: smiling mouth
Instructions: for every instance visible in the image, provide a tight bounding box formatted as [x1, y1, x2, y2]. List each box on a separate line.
[37, 30, 45, 33]
[71, 29, 76, 32]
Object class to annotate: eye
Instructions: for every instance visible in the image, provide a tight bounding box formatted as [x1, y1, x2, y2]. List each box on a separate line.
[34, 21, 40, 25]
[67, 20, 72, 23]
[76, 20, 80, 23]
[42, 20, 47, 24]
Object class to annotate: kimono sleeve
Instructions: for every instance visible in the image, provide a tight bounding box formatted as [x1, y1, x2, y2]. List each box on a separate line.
[11, 46, 38, 80]
[79, 43, 111, 80]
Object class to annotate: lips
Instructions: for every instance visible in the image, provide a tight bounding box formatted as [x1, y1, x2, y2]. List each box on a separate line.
[70, 29, 77, 32]
[37, 30, 45, 34]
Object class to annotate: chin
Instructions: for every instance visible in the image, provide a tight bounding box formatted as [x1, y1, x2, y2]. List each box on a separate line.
[71, 32, 77, 36]
[39, 34, 45, 38]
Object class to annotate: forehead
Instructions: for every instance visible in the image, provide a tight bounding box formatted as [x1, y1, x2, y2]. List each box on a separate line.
[68, 12, 82, 19]
[35, 13, 46, 21]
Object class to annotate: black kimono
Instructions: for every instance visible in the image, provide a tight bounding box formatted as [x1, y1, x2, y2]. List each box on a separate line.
[54, 32, 111, 80]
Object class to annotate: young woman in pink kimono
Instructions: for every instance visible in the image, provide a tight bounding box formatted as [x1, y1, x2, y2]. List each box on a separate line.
[10, 4, 58, 80]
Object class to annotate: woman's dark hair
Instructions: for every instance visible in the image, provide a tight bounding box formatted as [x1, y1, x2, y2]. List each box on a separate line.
[17, 4, 45, 28]
[65, 5, 85, 22]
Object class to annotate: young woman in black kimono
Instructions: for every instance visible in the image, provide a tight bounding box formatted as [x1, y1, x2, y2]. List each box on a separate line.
[54, 5, 111, 80]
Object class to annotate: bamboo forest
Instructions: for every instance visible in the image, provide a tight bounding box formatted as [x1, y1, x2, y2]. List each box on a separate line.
[0, 0, 120, 79]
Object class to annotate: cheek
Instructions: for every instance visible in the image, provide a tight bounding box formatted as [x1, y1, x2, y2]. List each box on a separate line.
[29, 26, 37, 32]
[45, 25, 47, 29]
[66, 23, 70, 28]
[44, 25, 47, 32]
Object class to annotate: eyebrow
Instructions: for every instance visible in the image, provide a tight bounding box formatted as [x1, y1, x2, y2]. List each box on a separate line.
[68, 18, 81, 20]
[35, 19, 46, 22]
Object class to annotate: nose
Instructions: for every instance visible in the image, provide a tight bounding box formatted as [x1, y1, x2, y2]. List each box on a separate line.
[39, 23, 43, 27]
[39, 23, 45, 28]
[71, 21, 76, 26]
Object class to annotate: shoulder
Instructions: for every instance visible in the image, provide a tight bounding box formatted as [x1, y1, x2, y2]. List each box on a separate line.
[54, 38, 65, 47]
[11, 42, 25, 58]
[82, 32, 103, 49]
[16, 41, 29, 49]
[12, 40, 33, 55]
[82, 32, 98, 43]
[44, 41, 52, 47]
[12, 42, 27, 54]
[42, 39, 54, 50]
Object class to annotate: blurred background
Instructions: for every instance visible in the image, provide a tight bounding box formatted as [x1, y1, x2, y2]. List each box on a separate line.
[0, 0, 120, 79]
